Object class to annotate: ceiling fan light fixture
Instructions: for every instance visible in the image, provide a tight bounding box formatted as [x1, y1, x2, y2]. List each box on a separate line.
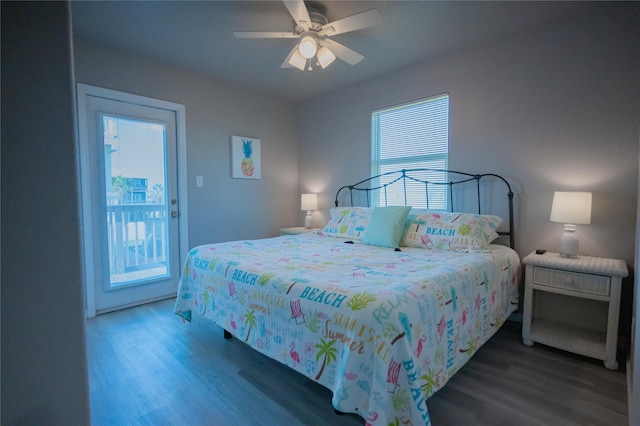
[288, 48, 307, 70]
[298, 34, 317, 59]
[317, 46, 336, 68]
[235, 1, 382, 71]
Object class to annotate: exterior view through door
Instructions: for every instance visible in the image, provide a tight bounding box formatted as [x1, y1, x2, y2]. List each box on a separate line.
[77, 85, 188, 317]
[103, 115, 170, 286]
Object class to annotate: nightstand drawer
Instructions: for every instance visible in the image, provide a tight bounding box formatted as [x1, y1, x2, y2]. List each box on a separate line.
[532, 267, 610, 296]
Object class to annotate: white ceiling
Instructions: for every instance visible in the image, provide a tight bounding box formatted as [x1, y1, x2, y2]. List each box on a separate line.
[71, 1, 595, 102]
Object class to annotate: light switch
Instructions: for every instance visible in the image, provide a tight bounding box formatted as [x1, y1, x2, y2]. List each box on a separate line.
[196, 176, 204, 187]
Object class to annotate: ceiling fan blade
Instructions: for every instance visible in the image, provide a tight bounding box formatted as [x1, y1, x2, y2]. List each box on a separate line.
[319, 39, 363, 65]
[282, 0, 311, 31]
[281, 45, 298, 68]
[234, 31, 299, 39]
[318, 8, 383, 37]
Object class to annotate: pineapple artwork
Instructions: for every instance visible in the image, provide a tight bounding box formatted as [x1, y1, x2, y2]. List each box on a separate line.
[231, 136, 261, 179]
[241, 139, 254, 177]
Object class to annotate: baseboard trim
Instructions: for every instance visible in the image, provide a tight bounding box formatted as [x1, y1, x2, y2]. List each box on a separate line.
[94, 293, 177, 316]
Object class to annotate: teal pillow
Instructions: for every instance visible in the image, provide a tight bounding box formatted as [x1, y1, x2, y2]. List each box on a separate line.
[361, 206, 412, 248]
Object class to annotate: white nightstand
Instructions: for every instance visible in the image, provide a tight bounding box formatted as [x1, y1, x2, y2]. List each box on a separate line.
[279, 227, 320, 236]
[522, 251, 628, 369]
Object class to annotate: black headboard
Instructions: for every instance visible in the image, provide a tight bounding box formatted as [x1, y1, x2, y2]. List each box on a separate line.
[334, 168, 515, 248]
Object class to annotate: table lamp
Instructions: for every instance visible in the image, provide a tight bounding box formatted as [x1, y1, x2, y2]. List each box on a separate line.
[301, 193, 318, 229]
[549, 191, 592, 258]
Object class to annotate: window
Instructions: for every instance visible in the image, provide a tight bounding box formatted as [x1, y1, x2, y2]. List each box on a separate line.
[371, 93, 449, 208]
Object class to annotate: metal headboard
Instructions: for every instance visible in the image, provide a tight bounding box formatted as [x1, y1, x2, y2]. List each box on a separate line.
[334, 168, 515, 248]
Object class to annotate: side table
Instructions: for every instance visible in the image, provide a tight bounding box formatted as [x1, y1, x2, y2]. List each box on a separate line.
[522, 251, 628, 369]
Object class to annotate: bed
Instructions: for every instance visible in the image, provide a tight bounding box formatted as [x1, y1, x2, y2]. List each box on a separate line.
[174, 169, 521, 426]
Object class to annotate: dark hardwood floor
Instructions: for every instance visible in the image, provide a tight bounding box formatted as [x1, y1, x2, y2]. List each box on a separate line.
[86, 298, 628, 426]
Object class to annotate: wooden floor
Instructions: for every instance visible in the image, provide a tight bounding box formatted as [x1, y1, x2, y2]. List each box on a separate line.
[86, 298, 628, 426]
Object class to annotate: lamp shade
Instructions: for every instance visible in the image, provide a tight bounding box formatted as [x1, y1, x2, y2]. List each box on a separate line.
[301, 193, 318, 211]
[288, 49, 306, 71]
[298, 35, 317, 59]
[550, 191, 592, 224]
[317, 46, 336, 68]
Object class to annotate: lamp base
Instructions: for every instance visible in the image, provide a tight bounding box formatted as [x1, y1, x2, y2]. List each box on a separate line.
[559, 226, 579, 258]
[304, 211, 313, 229]
[559, 253, 579, 259]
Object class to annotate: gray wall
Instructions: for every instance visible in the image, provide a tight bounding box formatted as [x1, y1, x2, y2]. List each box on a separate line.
[298, 4, 639, 266]
[73, 40, 299, 248]
[296, 5, 640, 339]
[1, 2, 91, 424]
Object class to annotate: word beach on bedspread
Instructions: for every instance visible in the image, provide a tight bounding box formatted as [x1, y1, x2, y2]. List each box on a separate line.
[175, 233, 520, 425]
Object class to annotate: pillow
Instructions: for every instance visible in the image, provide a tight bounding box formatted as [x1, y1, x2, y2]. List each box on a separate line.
[361, 206, 412, 248]
[401, 210, 502, 252]
[319, 207, 372, 241]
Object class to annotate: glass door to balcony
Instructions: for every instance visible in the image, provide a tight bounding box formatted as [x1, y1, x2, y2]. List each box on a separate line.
[102, 114, 171, 287]
[78, 86, 186, 315]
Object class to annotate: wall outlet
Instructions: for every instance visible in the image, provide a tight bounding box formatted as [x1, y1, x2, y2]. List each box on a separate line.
[196, 176, 204, 187]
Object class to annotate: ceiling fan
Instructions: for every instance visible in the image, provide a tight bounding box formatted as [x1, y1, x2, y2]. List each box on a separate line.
[233, 0, 383, 71]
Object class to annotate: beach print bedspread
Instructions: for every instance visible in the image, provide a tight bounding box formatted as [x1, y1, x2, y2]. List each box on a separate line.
[174, 233, 520, 425]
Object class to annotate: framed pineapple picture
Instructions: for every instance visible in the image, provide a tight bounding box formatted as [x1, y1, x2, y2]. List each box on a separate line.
[231, 136, 261, 179]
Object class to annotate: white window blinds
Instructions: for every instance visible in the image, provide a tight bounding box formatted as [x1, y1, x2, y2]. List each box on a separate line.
[371, 93, 449, 208]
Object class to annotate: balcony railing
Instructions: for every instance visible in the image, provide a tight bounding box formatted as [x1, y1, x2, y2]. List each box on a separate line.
[106, 203, 168, 285]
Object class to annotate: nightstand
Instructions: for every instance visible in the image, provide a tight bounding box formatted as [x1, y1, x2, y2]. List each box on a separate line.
[279, 227, 320, 236]
[522, 251, 628, 369]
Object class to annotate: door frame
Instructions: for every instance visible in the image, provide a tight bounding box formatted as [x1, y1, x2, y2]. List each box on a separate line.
[77, 83, 189, 318]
